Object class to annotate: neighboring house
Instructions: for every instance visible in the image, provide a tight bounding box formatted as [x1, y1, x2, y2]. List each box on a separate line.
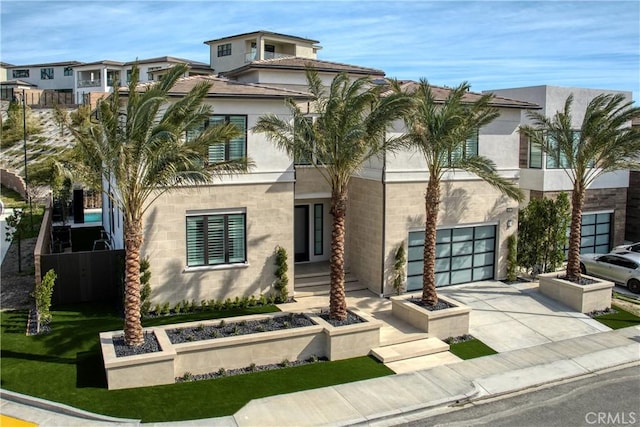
[5, 61, 81, 92]
[488, 85, 634, 253]
[0, 62, 13, 82]
[204, 30, 321, 74]
[74, 57, 214, 104]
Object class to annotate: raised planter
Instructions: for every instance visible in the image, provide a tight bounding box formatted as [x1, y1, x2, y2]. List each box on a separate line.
[390, 293, 471, 339]
[538, 272, 614, 313]
[100, 309, 381, 390]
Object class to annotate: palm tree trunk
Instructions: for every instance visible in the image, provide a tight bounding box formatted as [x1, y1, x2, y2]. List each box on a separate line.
[566, 185, 585, 280]
[124, 218, 144, 346]
[422, 173, 440, 305]
[329, 192, 347, 321]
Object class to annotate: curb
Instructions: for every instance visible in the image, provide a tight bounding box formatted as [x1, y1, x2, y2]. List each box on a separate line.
[0, 389, 141, 425]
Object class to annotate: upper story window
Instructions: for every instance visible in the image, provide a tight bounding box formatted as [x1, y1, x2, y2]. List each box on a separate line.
[187, 115, 247, 163]
[217, 43, 232, 57]
[527, 130, 594, 169]
[63, 67, 73, 76]
[126, 70, 132, 83]
[447, 129, 479, 166]
[147, 66, 161, 81]
[12, 69, 29, 78]
[186, 212, 246, 267]
[41, 68, 54, 80]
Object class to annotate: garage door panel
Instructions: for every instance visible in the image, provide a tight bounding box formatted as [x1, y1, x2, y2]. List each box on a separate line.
[406, 225, 496, 290]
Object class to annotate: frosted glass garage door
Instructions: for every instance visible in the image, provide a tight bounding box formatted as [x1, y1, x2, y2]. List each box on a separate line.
[406, 225, 496, 291]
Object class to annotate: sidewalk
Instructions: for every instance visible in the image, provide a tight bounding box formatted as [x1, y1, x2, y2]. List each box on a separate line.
[1, 281, 639, 426]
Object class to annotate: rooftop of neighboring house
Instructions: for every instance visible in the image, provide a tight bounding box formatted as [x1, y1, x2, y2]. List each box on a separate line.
[128, 75, 312, 99]
[222, 56, 385, 78]
[0, 79, 38, 87]
[204, 30, 321, 46]
[6, 60, 83, 68]
[393, 80, 540, 109]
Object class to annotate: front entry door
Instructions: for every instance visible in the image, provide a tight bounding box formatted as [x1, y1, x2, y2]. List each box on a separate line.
[294, 205, 309, 262]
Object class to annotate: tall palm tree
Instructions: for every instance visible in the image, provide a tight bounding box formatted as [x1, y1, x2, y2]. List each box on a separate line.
[396, 80, 523, 306]
[254, 68, 412, 320]
[520, 93, 640, 280]
[66, 64, 250, 345]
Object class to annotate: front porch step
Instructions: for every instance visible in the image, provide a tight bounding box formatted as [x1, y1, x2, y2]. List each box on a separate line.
[370, 337, 450, 363]
[295, 273, 358, 288]
[294, 279, 367, 297]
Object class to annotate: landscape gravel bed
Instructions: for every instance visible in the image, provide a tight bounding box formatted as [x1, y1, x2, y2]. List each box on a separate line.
[113, 331, 161, 357]
[166, 313, 314, 344]
[175, 355, 328, 383]
[408, 298, 455, 311]
[318, 309, 365, 327]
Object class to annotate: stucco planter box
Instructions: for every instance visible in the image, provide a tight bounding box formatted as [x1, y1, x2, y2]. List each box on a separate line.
[390, 293, 471, 339]
[538, 272, 614, 313]
[100, 328, 176, 390]
[308, 308, 382, 361]
[100, 310, 382, 390]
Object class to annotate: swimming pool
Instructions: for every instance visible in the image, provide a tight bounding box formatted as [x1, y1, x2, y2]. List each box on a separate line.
[84, 210, 102, 223]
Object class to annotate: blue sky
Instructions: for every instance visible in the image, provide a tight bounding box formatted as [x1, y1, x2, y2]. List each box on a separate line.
[1, 1, 638, 100]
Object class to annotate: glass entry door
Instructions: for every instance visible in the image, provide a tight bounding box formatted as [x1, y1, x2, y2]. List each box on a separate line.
[294, 205, 309, 262]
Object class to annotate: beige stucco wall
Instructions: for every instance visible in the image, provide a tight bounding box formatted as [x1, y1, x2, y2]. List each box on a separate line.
[295, 167, 332, 196]
[382, 179, 519, 295]
[346, 177, 384, 294]
[142, 182, 294, 305]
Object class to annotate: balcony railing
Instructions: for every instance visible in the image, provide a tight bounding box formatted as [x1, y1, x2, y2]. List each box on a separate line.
[245, 51, 293, 62]
[78, 80, 102, 88]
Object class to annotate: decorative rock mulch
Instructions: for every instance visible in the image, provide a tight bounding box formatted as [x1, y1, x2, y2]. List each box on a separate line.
[408, 298, 455, 311]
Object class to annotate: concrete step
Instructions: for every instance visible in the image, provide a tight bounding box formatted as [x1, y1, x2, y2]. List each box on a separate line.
[295, 273, 358, 288]
[294, 280, 367, 297]
[385, 351, 463, 374]
[370, 337, 450, 363]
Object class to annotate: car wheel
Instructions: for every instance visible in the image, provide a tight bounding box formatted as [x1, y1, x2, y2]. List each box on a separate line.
[580, 263, 586, 274]
[627, 279, 640, 294]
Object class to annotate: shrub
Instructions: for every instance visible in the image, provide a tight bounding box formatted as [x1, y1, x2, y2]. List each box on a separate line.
[140, 258, 152, 316]
[392, 243, 406, 295]
[34, 269, 56, 329]
[506, 234, 518, 282]
[273, 246, 289, 302]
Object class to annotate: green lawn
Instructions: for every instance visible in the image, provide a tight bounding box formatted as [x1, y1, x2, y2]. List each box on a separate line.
[1, 184, 27, 208]
[594, 305, 640, 329]
[449, 338, 498, 360]
[0, 304, 393, 422]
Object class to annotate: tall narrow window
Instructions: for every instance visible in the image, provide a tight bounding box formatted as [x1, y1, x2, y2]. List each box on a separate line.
[186, 213, 246, 267]
[529, 140, 542, 168]
[314, 204, 323, 255]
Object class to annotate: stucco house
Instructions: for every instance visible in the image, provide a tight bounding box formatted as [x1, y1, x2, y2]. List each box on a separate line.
[101, 31, 634, 307]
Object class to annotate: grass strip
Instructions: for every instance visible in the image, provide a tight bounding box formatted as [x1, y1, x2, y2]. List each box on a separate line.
[449, 338, 498, 360]
[594, 305, 640, 329]
[1, 304, 393, 422]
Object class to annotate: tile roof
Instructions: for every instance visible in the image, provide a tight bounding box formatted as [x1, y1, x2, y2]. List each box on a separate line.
[391, 80, 540, 109]
[125, 75, 312, 99]
[223, 57, 385, 78]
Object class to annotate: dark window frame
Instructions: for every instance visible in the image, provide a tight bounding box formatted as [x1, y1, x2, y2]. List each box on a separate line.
[217, 43, 232, 57]
[63, 67, 73, 76]
[40, 68, 54, 80]
[186, 212, 247, 267]
[12, 69, 29, 78]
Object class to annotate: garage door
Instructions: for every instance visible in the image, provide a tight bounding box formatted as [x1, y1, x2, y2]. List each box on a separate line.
[563, 212, 612, 256]
[407, 225, 496, 291]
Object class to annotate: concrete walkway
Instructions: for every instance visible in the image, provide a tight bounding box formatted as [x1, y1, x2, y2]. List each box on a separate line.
[1, 281, 639, 426]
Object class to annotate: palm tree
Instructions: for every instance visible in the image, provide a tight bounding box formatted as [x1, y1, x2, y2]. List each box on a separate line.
[520, 93, 640, 280]
[254, 68, 412, 320]
[66, 64, 250, 345]
[396, 80, 523, 306]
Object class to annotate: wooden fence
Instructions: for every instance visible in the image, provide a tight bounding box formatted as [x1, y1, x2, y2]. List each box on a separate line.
[41, 249, 124, 305]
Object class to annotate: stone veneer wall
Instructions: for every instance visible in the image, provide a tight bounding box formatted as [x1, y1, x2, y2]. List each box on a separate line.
[294, 167, 332, 196]
[346, 177, 384, 295]
[626, 171, 640, 242]
[530, 187, 627, 246]
[382, 180, 519, 296]
[142, 182, 294, 305]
